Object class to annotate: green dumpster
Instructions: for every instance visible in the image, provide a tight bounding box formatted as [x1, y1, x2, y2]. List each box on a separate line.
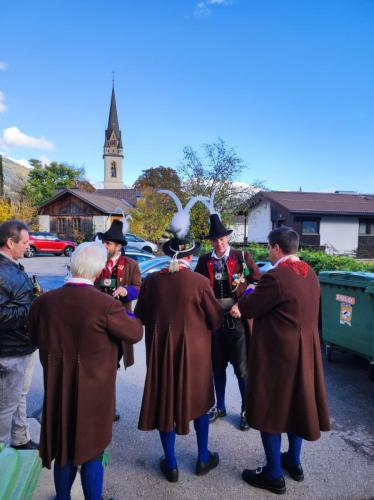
[319, 271, 374, 381]
[0, 444, 42, 500]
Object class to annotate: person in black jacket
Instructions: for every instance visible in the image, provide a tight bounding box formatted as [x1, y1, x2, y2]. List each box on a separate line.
[0, 220, 38, 449]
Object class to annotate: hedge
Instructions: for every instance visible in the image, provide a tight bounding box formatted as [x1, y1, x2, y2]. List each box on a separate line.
[200, 242, 374, 275]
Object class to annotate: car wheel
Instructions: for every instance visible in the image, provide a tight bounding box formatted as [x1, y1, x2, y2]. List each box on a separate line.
[64, 246, 74, 257]
[54, 253, 63, 256]
[143, 246, 153, 253]
[24, 246, 36, 258]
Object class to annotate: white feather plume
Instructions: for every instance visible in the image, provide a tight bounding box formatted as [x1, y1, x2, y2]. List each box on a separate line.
[114, 206, 132, 235]
[201, 187, 221, 219]
[158, 190, 207, 238]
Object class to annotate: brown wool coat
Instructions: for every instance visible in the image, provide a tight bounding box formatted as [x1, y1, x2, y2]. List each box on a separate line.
[238, 265, 331, 441]
[95, 256, 141, 368]
[134, 269, 223, 434]
[29, 284, 143, 468]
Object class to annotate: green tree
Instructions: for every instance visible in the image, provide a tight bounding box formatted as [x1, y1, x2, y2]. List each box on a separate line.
[130, 188, 172, 242]
[22, 161, 85, 206]
[134, 166, 182, 193]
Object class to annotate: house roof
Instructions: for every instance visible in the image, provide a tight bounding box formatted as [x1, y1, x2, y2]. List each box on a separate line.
[39, 188, 132, 214]
[95, 188, 140, 206]
[256, 191, 374, 216]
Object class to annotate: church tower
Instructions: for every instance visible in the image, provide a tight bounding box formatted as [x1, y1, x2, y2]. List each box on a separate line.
[103, 84, 124, 189]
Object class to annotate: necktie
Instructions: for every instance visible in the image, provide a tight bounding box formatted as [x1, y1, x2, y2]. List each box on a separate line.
[105, 259, 114, 277]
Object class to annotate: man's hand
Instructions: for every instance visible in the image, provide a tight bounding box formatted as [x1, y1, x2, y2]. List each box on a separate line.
[112, 286, 128, 299]
[230, 303, 241, 319]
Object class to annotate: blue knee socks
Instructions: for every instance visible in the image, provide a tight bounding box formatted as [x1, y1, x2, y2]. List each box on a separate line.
[54, 460, 78, 500]
[260, 432, 283, 480]
[214, 370, 226, 411]
[193, 414, 210, 463]
[80, 457, 104, 500]
[159, 429, 177, 469]
[286, 433, 302, 465]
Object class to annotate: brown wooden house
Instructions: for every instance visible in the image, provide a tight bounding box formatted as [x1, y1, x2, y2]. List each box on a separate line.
[38, 188, 132, 240]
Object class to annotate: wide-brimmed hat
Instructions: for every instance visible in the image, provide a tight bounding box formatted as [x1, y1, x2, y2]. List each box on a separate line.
[96, 220, 127, 246]
[163, 235, 201, 258]
[204, 213, 233, 240]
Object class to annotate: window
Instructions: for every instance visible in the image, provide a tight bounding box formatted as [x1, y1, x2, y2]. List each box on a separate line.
[359, 220, 374, 235]
[111, 162, 117, 178]
[302, 220, 319, 235]
[126, 234, 136, 242]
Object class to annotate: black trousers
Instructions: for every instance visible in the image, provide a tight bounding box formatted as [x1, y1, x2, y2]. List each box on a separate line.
[212, 314, 248, 379]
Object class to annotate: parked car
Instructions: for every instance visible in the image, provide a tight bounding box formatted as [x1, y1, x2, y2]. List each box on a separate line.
[25, 232, 76, 258]
[256, 261, 273, 273]
[125, 233, 158, 253]
[124, 246, 157, 263]
[139, 256, 199, 280]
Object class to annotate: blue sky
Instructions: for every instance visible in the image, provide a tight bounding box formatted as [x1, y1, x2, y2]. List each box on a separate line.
[0, 0, 373, 192]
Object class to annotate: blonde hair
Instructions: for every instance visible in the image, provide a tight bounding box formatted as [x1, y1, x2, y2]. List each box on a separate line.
[70, 242, 108, 280]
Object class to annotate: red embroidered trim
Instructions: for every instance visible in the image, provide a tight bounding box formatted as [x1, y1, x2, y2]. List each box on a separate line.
[277, 259, 309, 278]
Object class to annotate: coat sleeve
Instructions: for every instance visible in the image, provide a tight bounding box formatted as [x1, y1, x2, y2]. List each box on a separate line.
[122, 261, 142, 303]
[194, 256, 206, 276]
[245, 252, 262, 282]
[200, 285, 224, 332]
[238, 272, 281, 319]
[106, 299, 143, 343]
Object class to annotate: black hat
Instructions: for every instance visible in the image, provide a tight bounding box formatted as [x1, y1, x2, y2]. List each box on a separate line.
[96, 220, 127, 246]
[204, 213, 233, 240]
[163, 235, 200, 258]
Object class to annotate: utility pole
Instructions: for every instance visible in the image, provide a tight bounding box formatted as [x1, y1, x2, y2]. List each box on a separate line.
[0, 155, 4, 197]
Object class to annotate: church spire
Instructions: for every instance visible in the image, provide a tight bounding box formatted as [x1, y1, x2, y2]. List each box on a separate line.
[105, 85, 122, 148]
[103, 81, 124, 189]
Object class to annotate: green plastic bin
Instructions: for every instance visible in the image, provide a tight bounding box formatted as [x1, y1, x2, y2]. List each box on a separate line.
[0, 444, 42, 500]
[319, 271, 374, 380]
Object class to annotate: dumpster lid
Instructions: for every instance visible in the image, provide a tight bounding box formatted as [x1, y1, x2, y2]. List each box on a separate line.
[319, 271, 374, 288]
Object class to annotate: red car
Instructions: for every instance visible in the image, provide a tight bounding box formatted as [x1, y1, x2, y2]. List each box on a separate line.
[25, 232, 76, 258]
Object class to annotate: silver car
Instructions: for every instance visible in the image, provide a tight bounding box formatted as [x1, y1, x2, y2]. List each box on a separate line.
[125, 233, 158, 253]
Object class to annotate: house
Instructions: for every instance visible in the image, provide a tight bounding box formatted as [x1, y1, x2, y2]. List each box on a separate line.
[38, 188, 131, 239]
[245, 191, 374, 257]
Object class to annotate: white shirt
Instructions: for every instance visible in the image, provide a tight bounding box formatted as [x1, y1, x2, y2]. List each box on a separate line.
[211, 245, 231, 261]
[65, 277, 94, 285]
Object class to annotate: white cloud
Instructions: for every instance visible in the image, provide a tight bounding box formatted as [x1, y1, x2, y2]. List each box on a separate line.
[38, 155, 51, 166]
[1, 126, 55, 150]
[194, 0, 233, 17]
[0, 61, 9, 70]
[0, 91, 6, 113]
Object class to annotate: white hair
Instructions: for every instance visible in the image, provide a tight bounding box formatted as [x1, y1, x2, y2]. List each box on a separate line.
[70, 242, 108, 280]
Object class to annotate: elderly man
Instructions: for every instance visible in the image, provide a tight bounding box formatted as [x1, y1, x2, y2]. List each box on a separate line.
[29, 242, 143, 500]
[135, 226, 223, 482]
[230, 227, 330, 495]
[195, 213, 261, 430]
[0, 219, 38, 450]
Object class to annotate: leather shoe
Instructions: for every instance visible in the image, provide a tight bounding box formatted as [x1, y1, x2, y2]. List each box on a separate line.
[160, 457, 178, 482]
[239, 411, 250, 431]
[12, 440, 39, 450]
[196, 451, 219, 476]
[281, 452, 304, 481]
[207, 406, 226, 423]
[242, 467, 286, 495]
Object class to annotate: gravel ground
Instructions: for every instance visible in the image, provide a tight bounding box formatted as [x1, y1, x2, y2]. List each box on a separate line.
[22, 257, 374, 500]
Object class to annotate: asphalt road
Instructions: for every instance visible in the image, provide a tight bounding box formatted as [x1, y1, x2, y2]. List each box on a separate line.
[22, 257, 374, 500]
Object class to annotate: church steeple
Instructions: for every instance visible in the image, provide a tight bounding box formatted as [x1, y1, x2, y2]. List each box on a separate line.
[103, 82, 124, 189]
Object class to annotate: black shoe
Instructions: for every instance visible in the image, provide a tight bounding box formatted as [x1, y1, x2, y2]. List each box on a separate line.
[113, 409, 121, 422]
[12, 440, 39, 450]
[160, 457, 178, 482]
[281, 452, 304, 481]
[239, 411, 250, 431]
[242, 467, 286, 495]
[207, 406, 226, 423]
[196, 451, 219, 476]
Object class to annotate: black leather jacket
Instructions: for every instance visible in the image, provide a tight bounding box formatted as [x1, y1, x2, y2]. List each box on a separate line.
[0, 254, 36, 357]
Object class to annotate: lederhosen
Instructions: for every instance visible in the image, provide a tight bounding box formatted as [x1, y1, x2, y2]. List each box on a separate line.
[211, 257, 248, 379]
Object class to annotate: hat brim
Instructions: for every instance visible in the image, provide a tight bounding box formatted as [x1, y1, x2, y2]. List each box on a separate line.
[96, 233, 127, 246]
[203, 229, 233, 240]
[163, 240, 201, 258]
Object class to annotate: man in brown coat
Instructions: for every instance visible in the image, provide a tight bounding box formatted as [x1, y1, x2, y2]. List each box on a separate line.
[230, 226, 330, 495]
[195, 213, 261, 430]
[135, 232, 223, 483]
[95, 220, 142, 420]
[29, 242, 143, 499]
